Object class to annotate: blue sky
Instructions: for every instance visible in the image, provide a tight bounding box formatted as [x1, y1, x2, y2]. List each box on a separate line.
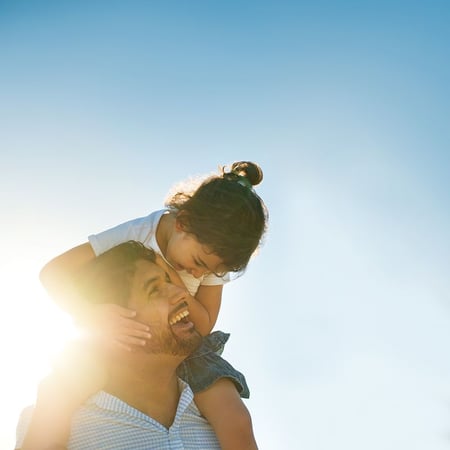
[1, 1, 450, 449]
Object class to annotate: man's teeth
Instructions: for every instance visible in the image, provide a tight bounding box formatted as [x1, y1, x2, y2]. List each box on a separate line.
[169, 310, 189, 325]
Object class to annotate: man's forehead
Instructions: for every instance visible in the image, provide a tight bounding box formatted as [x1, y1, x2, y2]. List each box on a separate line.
[134, 259, 165, 280]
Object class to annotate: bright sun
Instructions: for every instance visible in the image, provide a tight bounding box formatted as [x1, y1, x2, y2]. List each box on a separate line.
[3, 259, 79, 409]
[1, 255, 81, 449]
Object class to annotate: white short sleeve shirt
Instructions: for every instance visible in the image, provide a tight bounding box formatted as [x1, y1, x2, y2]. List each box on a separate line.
[88, 209, 230, 296]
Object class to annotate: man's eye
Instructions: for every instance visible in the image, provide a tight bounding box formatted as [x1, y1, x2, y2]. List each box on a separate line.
[148, 287, 160, 297]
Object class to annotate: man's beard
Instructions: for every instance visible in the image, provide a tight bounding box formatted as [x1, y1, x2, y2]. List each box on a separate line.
[144, 326, 202, 357]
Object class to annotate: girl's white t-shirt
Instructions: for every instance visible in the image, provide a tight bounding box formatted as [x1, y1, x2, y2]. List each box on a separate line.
[88, 209, 230, 296]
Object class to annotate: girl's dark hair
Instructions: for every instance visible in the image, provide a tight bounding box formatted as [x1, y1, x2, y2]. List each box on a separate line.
[75, 241, 157, 306]
[166, 161, 268, 273]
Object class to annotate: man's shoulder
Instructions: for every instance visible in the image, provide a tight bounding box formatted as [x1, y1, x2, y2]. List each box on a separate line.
[15, 384, 220, 450]
[72, 381, 220, 448]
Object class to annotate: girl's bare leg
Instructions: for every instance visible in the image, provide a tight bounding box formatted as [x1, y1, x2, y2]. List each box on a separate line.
[194, 378, 258, 450]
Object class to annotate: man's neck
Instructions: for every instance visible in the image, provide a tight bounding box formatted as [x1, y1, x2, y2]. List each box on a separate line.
[104, 354, 183, 429]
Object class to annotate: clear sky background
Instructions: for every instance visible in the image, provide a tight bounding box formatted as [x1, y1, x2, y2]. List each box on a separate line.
[1, 1, 450, 449]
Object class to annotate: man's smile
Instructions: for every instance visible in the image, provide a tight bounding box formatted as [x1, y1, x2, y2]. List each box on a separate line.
[169, 309, 190, 326]
[168, 301, 190, 326]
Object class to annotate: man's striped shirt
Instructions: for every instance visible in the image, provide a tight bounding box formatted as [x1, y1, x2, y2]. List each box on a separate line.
[16, 379, 220, 449]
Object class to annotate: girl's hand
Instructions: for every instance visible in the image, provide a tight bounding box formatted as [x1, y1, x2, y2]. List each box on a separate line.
[80, 303, 151, 352]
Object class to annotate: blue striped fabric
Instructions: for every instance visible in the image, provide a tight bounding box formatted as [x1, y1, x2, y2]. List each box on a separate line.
[16, 379, 220, 449]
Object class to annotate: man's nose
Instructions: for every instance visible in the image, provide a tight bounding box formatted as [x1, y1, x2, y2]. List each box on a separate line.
[168, 283, 188, 304]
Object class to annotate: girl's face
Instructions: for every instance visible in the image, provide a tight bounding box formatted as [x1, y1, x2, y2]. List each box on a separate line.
[165, 228, 225, 279]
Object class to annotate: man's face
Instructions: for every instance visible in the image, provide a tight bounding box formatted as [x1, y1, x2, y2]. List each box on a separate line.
[127, 257, 202, 356]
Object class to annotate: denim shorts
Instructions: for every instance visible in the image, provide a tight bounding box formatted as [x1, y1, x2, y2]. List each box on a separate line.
[176, 330, 250, 398]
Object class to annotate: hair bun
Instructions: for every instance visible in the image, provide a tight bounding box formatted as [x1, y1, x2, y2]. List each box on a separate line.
[230, 161, 263, 186]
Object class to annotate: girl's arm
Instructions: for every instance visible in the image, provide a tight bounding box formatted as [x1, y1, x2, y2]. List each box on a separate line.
[40, 243, 96, 318]
[41, 243, 222, 341]
[159, 265, 223, 336]
[193, 284, 222, 335]
[40, 243, 151, 350]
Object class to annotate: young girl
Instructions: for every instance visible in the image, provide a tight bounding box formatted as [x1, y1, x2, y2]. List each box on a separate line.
[39, 161, 268, 450]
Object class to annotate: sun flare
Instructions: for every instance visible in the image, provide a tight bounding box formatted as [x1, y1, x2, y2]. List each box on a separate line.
[4, 260, 79, 408]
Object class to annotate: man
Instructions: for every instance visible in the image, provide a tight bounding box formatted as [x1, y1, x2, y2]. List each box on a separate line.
[15, 241, 220, 449]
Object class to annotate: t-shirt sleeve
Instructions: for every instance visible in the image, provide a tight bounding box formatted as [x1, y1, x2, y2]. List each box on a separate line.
[200, 272, 231, 286]
[88, 214, 154, 256]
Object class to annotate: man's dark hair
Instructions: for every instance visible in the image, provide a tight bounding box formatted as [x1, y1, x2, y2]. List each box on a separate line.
[75, 241, 156, 306]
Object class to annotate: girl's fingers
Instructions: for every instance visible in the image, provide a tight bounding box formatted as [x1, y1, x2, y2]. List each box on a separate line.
[114, 335, 149, 349]
[106, 303, 136, 318]
[110, 304, 137, 318]
[88, 304, 153, 345]
[112, 340, 134, 352]
[118, 328, 152, 340]
[117, 317, 151, 335]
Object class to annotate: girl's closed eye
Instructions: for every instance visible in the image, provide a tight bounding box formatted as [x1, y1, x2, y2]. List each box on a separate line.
[194, 258, 206, 268]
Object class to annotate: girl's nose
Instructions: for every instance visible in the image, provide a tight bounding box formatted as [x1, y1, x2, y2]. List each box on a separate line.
[189, 267, 206, 279]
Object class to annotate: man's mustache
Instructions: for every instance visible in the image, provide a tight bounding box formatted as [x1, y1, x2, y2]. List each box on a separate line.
[170, 301, 189, 316]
